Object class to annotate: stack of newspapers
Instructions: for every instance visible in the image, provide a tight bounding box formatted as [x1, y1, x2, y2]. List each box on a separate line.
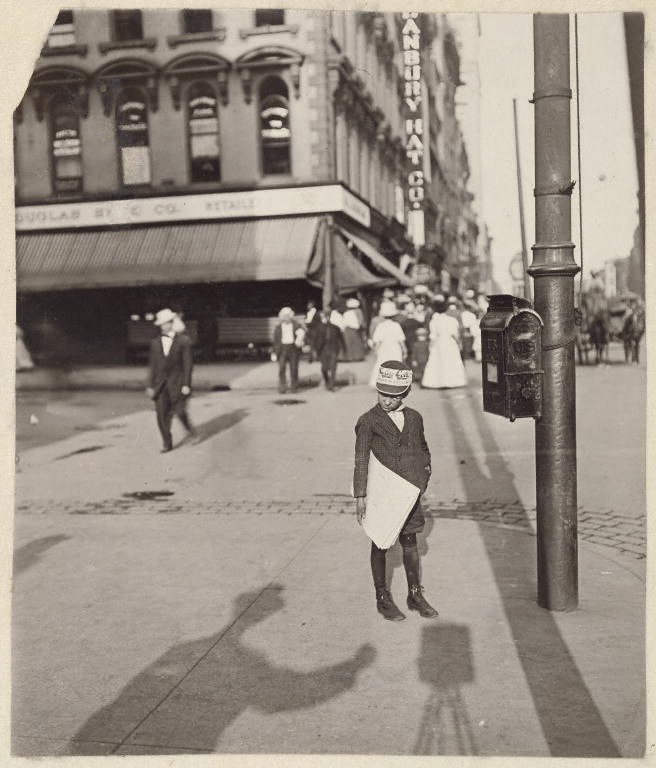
[361, 453, 420, 549]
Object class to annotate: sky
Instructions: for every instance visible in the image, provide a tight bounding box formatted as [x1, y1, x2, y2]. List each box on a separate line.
[462, 13, 639, 293]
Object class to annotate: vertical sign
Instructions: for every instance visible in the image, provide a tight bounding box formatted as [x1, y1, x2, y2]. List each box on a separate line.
[402, 11, 425, 247]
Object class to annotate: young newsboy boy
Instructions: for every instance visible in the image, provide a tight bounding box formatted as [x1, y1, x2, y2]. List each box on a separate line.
[353, 360, 439, 621]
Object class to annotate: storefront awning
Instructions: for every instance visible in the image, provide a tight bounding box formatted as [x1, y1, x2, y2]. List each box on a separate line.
[16, 216, 321, 292]
[338, 228, 415, 288]
[306, 220, 393, 293]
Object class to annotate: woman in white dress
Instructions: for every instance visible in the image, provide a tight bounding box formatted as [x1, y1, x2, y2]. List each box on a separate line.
[368, 300, 407, 387]
[421, 300, 467, 389]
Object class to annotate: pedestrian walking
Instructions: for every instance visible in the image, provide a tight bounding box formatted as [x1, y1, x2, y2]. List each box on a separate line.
[342, 298, 366, 361]
[368, 300, 407, 387]
[421, 299, 467, 389]
[315, 309, 346, 391]
[410, 327, 430, 384]
[271, 306, 305, 393]
[146, 308, 194, 453]
[304, 300, 322, 362]
[354, 360, 438, 621]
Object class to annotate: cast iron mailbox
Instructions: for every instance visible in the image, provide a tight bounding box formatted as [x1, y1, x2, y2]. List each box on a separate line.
[480, 294, 543, 421]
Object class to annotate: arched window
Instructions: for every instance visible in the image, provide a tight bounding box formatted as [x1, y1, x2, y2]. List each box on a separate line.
[188, 82, 221, 182]
[50, 95, 82, 193]
[259, 76, 290, 176]
[116, 88, 151, 186]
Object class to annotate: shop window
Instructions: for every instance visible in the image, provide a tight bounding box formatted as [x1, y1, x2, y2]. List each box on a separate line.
[188, 82, 221, 182]
[116, 88, 151, 186]
[48, 10, 75, 48]
[50, 97, 82, 193]
[112, 10, 144, 42]
[255, 9, 285, 27]
[259, 76, 291, 175]
[182, 9, 213, 34]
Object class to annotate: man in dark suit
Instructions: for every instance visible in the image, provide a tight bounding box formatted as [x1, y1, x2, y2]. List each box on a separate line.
[314, 308, 346, 391]
[146, 308, 194, 452]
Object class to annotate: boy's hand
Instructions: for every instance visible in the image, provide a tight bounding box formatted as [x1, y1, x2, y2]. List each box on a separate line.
[356, 497, 366, 525]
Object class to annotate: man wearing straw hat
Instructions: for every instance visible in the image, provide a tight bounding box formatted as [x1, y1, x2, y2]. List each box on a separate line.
[146, 308, 194, 453]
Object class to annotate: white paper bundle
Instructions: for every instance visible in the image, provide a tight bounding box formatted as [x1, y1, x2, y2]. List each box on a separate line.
[362, 452, 420, 549]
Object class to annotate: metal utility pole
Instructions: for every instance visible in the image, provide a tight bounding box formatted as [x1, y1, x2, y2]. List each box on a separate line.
[513, 98, 532, 303]
[528, 14, 580, 611]
[322, 216, 334, 312]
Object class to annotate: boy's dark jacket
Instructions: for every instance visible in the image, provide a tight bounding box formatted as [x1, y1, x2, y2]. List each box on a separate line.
[353, 404, 431, 497]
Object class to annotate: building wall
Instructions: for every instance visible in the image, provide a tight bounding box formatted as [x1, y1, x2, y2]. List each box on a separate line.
[15, 9, 487, 295]
[15, 9, 333, 202]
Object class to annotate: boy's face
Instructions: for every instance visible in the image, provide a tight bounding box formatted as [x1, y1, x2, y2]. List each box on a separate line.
[377, 391, 406, 412]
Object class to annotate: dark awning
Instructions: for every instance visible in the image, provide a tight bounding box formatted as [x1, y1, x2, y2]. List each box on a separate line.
[337, 228, 416, 288]
[306, 220, 393, 293]
[16, 216, 321, 292]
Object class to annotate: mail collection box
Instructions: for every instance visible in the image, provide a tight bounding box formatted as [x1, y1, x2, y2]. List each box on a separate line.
[480, 294, 543, 421]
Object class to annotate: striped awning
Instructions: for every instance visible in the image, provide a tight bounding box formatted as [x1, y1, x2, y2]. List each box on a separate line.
[16, 216, 321, 291]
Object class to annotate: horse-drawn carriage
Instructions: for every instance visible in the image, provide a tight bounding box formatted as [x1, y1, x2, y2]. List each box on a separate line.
[576, 289, 645, 365]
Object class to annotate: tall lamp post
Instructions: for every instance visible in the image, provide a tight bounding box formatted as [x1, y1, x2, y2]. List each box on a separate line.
[529, 14, 580, 611]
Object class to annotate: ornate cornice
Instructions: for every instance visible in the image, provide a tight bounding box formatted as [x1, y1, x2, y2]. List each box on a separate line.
[95, 58, 159, 116]
[163, 53, 231, 108]
[234, 45, 304, 103]
[28, 65, 90, 121]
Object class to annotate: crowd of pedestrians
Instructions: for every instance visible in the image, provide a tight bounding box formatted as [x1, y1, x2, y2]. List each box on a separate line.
[271, 285, 490, 394]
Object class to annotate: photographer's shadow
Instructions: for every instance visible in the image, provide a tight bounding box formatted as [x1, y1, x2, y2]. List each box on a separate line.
[414, 622, 477, 755]
[69, 585, 375, 754]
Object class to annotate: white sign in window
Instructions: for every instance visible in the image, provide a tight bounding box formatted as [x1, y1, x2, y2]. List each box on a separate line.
[486, 363, 499, 384]
[121, 146, 151, 186]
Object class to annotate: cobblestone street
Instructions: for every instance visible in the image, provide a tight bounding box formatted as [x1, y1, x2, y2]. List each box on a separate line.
[16, 496, 646, 560]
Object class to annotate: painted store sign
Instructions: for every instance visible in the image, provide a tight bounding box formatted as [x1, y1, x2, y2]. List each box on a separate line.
[402, 12, 424, 212]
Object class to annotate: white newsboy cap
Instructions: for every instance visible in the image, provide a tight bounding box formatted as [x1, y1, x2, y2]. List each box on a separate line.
[346, 298, 360, 309]
[154, 308, 176, 326]
[376, 360, 412, 395]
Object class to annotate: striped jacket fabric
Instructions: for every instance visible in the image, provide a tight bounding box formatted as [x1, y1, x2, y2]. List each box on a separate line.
[353, 403, 431, 498]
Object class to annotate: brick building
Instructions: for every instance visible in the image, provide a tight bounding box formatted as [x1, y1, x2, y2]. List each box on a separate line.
[14, 9, 480, 363]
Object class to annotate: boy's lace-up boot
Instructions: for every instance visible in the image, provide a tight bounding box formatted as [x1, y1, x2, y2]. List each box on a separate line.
[375, 587, 406, 621]
[407, 585, 439, 618]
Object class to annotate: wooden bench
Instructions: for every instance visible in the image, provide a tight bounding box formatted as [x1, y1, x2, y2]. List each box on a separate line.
[216, 317, 280, 347]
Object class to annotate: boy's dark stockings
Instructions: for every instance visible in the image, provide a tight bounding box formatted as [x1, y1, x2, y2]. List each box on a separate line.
[370, 534, 420, 590]
[370, 535, 438, 620]
[400, 532, 420, 588]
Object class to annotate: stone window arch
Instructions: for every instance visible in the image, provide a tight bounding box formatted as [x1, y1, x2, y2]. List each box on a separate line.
[116, 86, 151, 186]
[49, 93, 83, 193]
[259, 76, 291, 176]
[187, 81, 221, 182]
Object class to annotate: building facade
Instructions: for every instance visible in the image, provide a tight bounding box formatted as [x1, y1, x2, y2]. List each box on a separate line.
[15, 9, 483, 363]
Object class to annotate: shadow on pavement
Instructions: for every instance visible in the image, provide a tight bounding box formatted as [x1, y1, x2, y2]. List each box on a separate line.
[441, 391, 621, 757]
[13, 535, 71, 577]
[190, 408, 250, 446]
[66, 585, 375, 755]
[415, 622, 477, 755]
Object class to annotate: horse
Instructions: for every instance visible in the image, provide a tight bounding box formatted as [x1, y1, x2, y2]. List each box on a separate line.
[622, 305, 645, 364]
[587, 311, 610, 365]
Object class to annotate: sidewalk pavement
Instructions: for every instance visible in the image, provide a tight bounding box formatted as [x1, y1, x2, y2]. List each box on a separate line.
[15, 357, 373, 392]
[10, 367, 647, 760]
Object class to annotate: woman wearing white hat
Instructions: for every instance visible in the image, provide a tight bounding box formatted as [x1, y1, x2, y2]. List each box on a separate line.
[368, 300, 407, 387]
[342, 298, 366, 361]
[421, 298, 467, 389]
